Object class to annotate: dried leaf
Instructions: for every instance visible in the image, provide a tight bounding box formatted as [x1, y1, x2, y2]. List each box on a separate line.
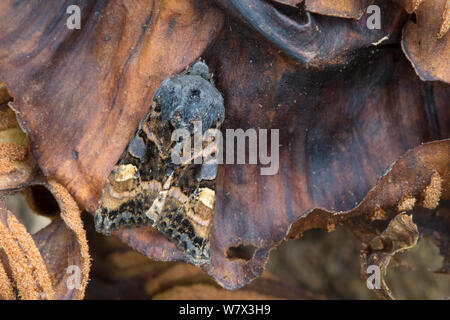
[215, 0, 406, 66]
[45, 180, 90, 299]
[0, 150, 90, 300]
[5, 213, 53, 299]
[0, 207, 41, 299]
[360, 213, 419, 299]
[401, 0, 450, 82]
[85, 224, 317, 299]
[32, 219, 87, 299]
[0, 0, 224, 212]
[304, 0, 371, 19]
[0, 85, 9, 104]
[394, 0, 425, 13]
[0, 248, 15, 300]
[271, 0, 370, 19]
[0, 0, 448, 294]
[438, 0, 450, 39]
[0, 105, 37, 190]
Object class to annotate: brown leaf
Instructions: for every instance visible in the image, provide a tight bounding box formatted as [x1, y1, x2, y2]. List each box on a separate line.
[271, 0, 370, 19]
[148, 265, 314, 299]
[0, 161, 90, 299]
[3, 212, 54, 299]
[394, 0, 425, 14]
[0, 86, 10, 105]
[110, 26, 449, 289]
[33, 219, 87, 299]
[0, 206, 41, 299]
[0, 0, 225, 212]
[84, 223, 317, 299]
[401, 0, 450, 82]
[0, 104, 37, 190]
[0, 254, 14, 300]
[215, 0, 407, 66]
[0, 186, 90, 299]
[304, 0, 371, 19]
[193, 20, 449, 288]
[360, 213, 419, 299]
[1, 0, 448, 293]
[45, 179, 91, 299]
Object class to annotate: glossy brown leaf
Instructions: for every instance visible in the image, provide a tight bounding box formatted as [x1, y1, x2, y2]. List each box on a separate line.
[106, 21, 449, 290]
[215, 0, 406, 66]
[194, 19, 449, 288]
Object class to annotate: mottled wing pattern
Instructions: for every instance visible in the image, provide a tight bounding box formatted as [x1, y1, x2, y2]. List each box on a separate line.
[94, 61, 224, 265]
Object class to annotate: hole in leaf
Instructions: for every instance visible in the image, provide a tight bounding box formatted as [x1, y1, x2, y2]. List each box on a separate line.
[26, 185, 60, 216]
[226, 244, 257, 261]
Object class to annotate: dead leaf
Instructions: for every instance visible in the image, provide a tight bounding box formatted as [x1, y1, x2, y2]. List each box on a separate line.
[360, 213, 419, 299]
[0, 0, 448, 294]
[0, 0, 225, 212]
[215, 0, 406, 66]
[401, 0, 450, 82]
[0, 106, 90, 299]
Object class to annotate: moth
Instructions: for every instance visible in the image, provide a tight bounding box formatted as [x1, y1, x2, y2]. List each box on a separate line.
[94, 60, 225, 265]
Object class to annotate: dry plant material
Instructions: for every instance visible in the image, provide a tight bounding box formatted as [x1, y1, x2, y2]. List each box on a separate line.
[216, 0, 405, 66]
[0, 208, 41, 299]
[438, 0, 450, 39]
[4, 213, 53, 299]
[85, 227, 317, 299]
[397, 196, 416, 212]
[0, 0, 225, 211]
[402, 0, 450, 82]
[0, 257, 14, 300]
[0, 104, 37, 190]
[0, 0, 448, 297]
[149, 265, 307, 300]
[46, 180, 91, 299]
[0, 85, 9, 104]
[369, 207, 388, 222]
[361, 213, 419, 300]
[0, 107, 91, 299]
[303, 0, 371, 19]
[0, 106, 17, 131]
[0, 182, 91, 300]
[394, 0, 425, 13]
[271, 0, 370, 19]
[0, 189, 92, 300]
[421, 170, 442, 209]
